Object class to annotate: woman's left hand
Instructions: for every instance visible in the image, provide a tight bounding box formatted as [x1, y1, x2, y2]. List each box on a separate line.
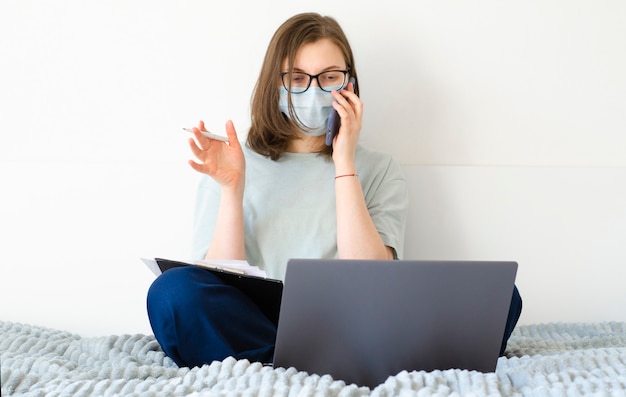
[330, 80, 362, 170]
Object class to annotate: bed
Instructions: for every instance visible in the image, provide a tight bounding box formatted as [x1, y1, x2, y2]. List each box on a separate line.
[1, 320, 625, 396]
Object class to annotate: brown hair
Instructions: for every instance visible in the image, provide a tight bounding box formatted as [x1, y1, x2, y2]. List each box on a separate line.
[247, 13, 359, 160]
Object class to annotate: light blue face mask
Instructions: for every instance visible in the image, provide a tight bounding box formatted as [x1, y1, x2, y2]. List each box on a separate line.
[279, 86, 342, 136]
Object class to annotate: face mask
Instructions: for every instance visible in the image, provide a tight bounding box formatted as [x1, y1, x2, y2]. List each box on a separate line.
[279, 86, 340, 136]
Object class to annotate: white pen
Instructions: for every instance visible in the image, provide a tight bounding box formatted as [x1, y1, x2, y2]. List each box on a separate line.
[193, 261, 246, 275]
[183, 127, 229, 143]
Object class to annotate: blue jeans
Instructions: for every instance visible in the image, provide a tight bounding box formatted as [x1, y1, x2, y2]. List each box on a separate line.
[147, 267, 277, 367]
[147, 266, 522, 367]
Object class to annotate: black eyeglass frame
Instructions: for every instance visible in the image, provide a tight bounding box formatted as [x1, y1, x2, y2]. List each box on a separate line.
[280, 70, 350, 94]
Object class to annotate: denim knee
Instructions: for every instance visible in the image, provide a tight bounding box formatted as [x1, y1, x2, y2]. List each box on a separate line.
[500, 285, 522, 355]
[147, 267, 222, 320]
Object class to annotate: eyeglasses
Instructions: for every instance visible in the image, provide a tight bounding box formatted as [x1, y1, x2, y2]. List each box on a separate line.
[280, 70, 349, 94]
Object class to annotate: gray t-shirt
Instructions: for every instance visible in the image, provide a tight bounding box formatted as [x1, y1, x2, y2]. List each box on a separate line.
[192, 143, 408, 281]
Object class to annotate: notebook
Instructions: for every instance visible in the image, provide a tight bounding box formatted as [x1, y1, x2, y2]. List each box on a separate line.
[272, 259, 518, 388]
[150, 258, 283, 325]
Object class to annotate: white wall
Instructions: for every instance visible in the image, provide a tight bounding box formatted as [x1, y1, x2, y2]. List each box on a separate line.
[1, 1, 625, 337]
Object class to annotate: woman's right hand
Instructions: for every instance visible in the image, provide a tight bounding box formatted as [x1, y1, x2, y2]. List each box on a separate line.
[188, 120, 245, 191]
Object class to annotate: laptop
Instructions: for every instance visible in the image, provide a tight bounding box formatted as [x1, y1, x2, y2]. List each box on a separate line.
[272, 259, 517, 388]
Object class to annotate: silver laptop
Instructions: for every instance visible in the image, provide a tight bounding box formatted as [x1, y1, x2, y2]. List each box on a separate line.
[273, 259, 517, 388]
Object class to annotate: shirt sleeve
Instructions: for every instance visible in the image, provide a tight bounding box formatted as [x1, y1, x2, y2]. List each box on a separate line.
[362, 155, 409, 259]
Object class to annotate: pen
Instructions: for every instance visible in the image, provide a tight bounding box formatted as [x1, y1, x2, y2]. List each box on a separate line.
[183, 127, 229, 143]
[193, 261, 246, 275]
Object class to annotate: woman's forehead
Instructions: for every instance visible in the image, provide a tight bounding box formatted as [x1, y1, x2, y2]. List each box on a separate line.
[282, 38, 346, 73]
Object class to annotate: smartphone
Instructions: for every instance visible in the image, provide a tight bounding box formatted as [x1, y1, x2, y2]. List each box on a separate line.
[325, 77, 357, 146]
[183, 127, 229, 143]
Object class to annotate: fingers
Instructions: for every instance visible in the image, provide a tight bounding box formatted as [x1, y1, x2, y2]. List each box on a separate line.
[224, 120, 241, 149]
[332, 89, 361, 115]
[330, 89, 362, 154]
[188, 137, 205, 158]
[332, 91, 362, 127]
[187, 120, 240, 171]
[187, 119, 240, 166]
[187, 138, 217, 174]
[188, 158, 203, 173]
[190, 129, 212, 150]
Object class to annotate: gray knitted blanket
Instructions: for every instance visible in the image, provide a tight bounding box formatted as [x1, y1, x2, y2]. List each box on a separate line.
[1, 320, 625, 396]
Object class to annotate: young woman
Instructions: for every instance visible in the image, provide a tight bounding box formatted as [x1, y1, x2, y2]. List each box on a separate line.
[147, 12, 520, 368]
